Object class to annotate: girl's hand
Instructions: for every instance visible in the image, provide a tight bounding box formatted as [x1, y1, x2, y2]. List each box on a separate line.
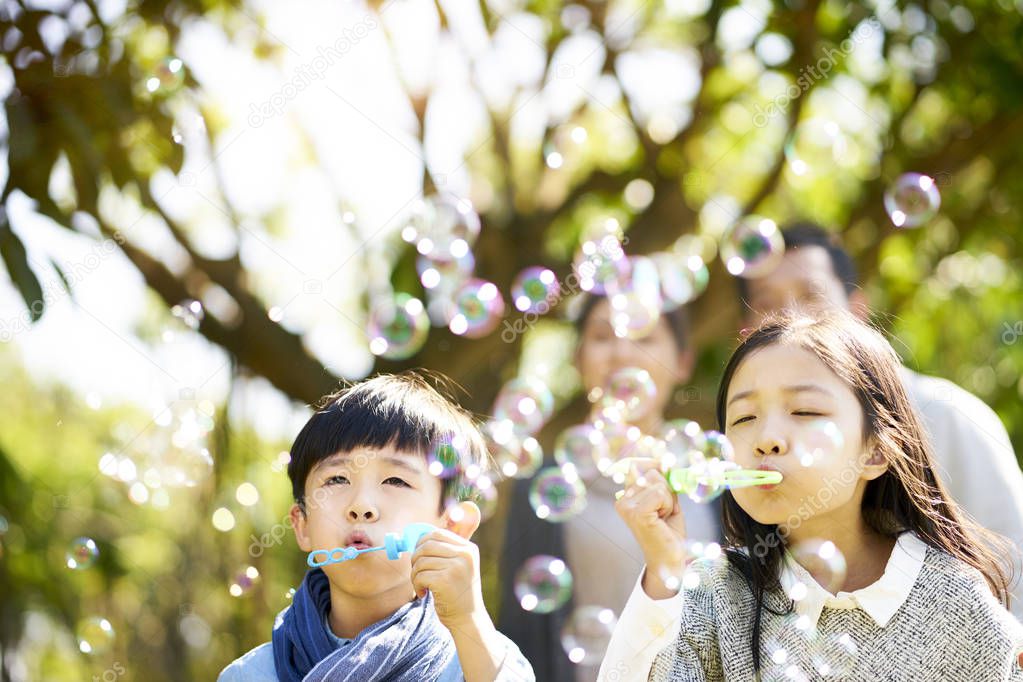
[409, 529, 486, 630]
[615, 464, 689, 599]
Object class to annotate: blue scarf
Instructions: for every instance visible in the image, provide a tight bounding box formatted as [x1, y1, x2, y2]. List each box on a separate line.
[272, 568, 457, 682]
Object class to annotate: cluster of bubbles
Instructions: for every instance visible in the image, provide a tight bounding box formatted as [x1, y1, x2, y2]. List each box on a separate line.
[98, 403, 215, 506]
[884, 173, 941, 228]
[369, 204, 715, 362]
[758, 539, 858, 679]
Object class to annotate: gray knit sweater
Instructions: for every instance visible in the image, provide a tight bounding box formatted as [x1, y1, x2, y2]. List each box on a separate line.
[599, 536, 1023, 682]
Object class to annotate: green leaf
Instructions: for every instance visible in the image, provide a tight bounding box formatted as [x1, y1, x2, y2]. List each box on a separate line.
[0, 207, 46, 322]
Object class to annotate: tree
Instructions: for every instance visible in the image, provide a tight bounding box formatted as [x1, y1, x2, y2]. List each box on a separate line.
[2, 0, 1022, 678]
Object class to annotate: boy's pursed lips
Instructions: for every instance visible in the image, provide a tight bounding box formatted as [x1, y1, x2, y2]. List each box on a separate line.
[344, 529, 373, 549]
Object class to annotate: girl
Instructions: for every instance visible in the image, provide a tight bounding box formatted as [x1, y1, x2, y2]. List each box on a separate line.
[599, 311, 1023, 681]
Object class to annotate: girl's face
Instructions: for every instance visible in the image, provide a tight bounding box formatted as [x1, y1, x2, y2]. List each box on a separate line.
[576, 298, 692, 417]
[724, 343, 887, 528]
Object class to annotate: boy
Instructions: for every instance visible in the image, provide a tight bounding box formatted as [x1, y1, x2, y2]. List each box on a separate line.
[218, 374, 534, 681]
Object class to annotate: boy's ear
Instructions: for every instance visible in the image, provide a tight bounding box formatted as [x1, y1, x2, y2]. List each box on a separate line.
[441, 501, 481, 540]
[290, 503, 313, 552]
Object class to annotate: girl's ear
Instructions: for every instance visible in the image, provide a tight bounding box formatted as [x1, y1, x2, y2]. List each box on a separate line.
[860, 446, 889, 481]
[441, 501, 482, 540]
[290, 503, 313, 552]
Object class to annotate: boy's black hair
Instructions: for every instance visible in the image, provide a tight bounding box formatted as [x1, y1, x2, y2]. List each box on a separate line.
[736, 221, 860, 304]
[573, 292, 691, 351]
[288, 373, 488, 513]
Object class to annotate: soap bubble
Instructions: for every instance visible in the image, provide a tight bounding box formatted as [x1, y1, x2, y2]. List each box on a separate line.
[171, 299, 204, 330]
[554, 424, 607, 481]
[721, 216, 785, 279]
[76, 617, 115, 655]
[675, 453, 730, 503]
[573, 237, 629, 295]
[403, 195, 481, 262]
[481, 419, 529, 478]
[449, 279, 505, 338]
[66, 537, 99, 570]
[793, 420, 844, 467]
[606, 256, 662, 339]
[884, 173, 940, 228]
[591, 421, 643, 474]
[427, 434, 469, 479]
[701, 430, 735, 462]
[790, 538, 847, 594]
[609, 291, 661, 340]
[492, 377, 555, 435]
[784, 119, 848, 176]
[561, 606, 618, 665]
[514, 555, 574, 613]
[529, 466, 587, 521]
[229, 565, 261, 597]
[659, 419, 707, 470]
[448, 475, 498, 522]
[512, 266, 561, 313]
[652, 252, 709, 310]
[809, 633, 858, 678]
[368, 293, 430, 360]
[146, 56, 185, 94]
[492, 433, 544, 479]
[137, 407, 215, 489]
[599, 367, 658, 422]
[417, 251, 475, 291]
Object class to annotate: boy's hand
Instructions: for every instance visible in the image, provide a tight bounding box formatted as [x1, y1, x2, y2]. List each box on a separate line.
[410, 529, 486, 629]
[615, 464, 689, 599]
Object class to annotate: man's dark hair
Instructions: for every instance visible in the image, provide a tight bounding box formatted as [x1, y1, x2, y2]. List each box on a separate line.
[736, 221, 860, 304]
[573, 292, 690, 351]
[287, 372, 488, 513]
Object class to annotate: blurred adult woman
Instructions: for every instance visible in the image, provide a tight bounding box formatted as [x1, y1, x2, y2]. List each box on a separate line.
[497, 294, 723, 682]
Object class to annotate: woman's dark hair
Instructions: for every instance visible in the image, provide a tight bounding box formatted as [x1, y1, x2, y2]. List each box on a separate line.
[715, 310, 1013, 672]
[735, 222, 860, 305]
[572, 292, 690, 351]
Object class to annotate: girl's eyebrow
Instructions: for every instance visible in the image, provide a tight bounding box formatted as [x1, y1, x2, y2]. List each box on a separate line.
[727, 384, 834, 406]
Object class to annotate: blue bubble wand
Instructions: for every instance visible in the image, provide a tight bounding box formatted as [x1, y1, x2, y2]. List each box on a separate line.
[307, 522, 436, 568]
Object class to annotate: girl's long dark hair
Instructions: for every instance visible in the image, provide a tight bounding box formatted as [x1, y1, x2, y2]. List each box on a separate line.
[716, 311, 1014, 672]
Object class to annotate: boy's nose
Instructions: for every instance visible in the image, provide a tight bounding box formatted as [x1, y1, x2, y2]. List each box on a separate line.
[346, 501, 379, 522]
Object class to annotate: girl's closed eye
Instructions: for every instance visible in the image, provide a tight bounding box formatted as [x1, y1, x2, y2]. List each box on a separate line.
[730, 414, 755, 426]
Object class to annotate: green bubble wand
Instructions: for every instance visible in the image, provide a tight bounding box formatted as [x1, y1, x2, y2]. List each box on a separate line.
[609, 457, 783, 500]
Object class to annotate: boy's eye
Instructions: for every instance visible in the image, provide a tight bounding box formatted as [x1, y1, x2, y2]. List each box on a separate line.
[383, 477, 411, 488]
[324, 474, 349, 486]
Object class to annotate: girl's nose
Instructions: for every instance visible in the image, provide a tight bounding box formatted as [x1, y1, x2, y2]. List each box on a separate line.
[755, 435, 788, 457]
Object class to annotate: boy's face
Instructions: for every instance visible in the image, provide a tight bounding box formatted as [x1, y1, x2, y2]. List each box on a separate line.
[290, 445, 449, 599]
